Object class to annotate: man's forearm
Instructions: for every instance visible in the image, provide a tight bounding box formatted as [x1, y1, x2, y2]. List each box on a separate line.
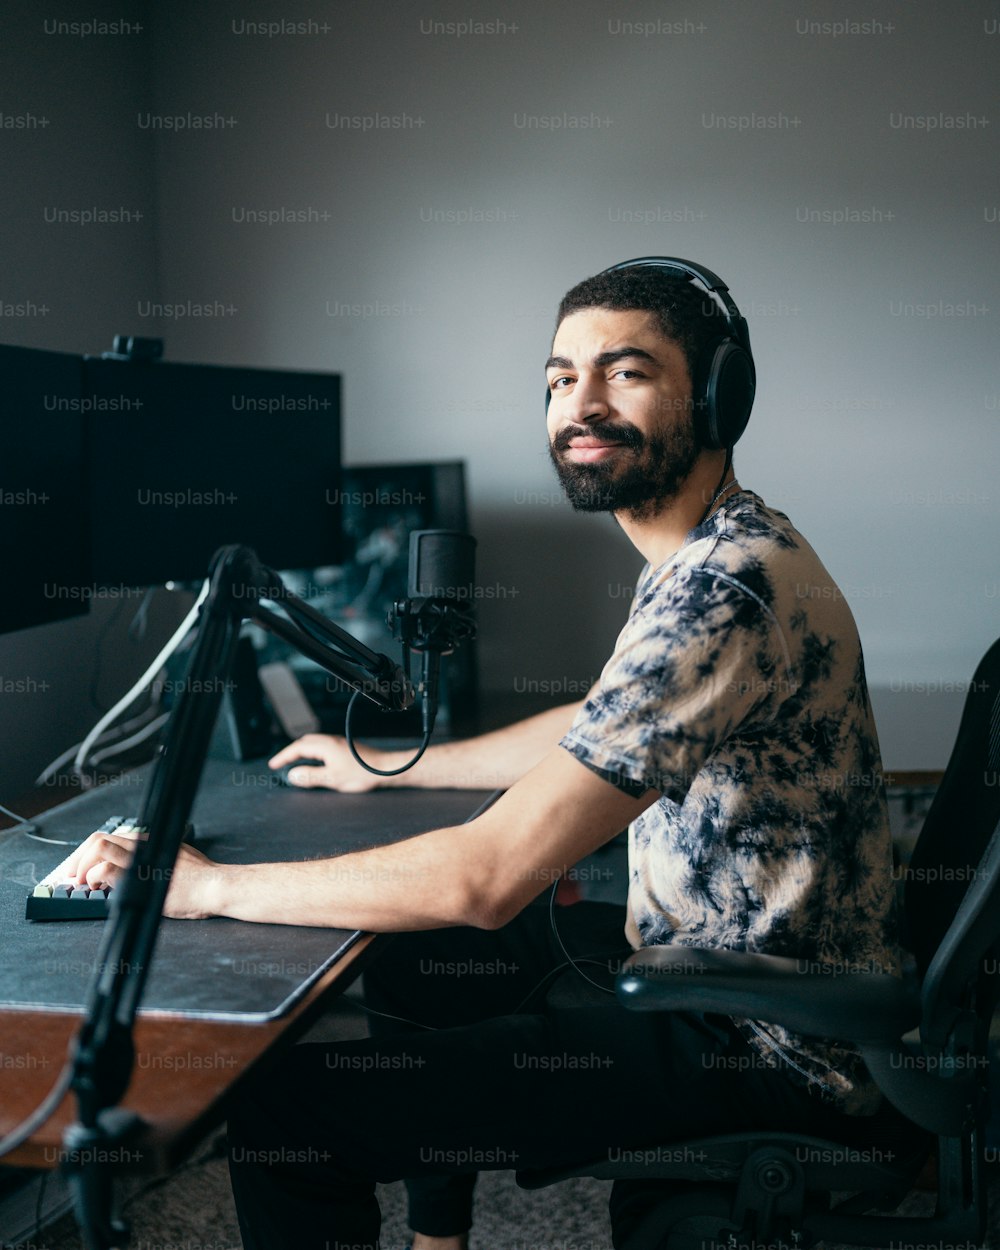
[374, 700, 584, 790]
[198, 742, 653, 930]
[205, 823, 481, 930]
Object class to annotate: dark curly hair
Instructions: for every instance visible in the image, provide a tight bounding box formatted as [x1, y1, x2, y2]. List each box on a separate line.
[555, 265, 729, 382]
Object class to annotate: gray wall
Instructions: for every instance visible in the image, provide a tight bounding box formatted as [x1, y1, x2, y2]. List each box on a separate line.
[2, 0, 997, 798]
[0, 1, 185, 803]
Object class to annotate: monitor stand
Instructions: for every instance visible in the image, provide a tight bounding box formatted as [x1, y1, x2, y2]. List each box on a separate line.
[207, 635, 274, 761]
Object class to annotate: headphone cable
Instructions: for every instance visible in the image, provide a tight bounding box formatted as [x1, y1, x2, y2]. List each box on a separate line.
[697, 447, 734, 527]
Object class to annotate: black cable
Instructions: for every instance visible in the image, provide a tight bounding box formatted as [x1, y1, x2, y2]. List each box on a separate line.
[343, 689, 432, 776]
[360, 881, 620, 1036]
[697, 447, 734, 527]
[546, 880, 617, 997]
[119, 1132, 227, 1214]
[127, 587, 156, 643]
[357, 879, 623, 1031]
[0, 1061, 75, 1162]
[33, 1169, 48, 1247]
[355, 946, 616, 1036]
[353, 1001, 441, 1031]
[88, 594, 130, 712]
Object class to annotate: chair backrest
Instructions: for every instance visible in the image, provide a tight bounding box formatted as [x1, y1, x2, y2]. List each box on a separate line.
[902, 638, 1000, 1047]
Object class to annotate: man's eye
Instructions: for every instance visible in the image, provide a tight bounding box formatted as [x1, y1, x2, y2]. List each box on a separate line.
[549, 375, 574, 390]
[613, 369, 644, 380]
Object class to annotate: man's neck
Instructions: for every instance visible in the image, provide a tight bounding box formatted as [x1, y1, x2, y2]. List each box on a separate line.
[614, 451, 735, 569]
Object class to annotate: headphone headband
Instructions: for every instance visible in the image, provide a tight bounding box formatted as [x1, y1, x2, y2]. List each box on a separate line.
[581, 255, 756, 450]
[599, 255, 752, 357]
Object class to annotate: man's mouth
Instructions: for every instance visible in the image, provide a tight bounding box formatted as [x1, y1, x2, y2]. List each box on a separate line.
[565, 437, 625, 462]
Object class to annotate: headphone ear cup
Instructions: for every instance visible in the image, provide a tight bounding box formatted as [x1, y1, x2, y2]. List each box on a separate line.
[699, 342, 756, 450]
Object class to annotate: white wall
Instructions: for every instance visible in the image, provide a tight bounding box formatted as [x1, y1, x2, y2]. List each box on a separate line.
[145, 0, 999, 767]
[3, 0, 997, 791]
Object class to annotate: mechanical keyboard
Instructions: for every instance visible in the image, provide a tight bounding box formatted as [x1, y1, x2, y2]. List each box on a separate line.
[25, 815, 192, 921]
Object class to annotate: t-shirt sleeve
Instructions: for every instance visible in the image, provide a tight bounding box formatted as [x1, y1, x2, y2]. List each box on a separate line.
[560, 566, 791, 801]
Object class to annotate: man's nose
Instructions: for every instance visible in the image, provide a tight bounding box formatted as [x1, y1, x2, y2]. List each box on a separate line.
[563, 372, 610, 424]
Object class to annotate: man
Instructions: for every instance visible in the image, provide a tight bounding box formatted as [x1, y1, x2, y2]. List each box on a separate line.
[67, 260, 899, 1250]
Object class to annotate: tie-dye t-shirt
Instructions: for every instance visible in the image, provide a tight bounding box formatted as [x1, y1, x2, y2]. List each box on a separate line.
[560, 489, 898, 1114]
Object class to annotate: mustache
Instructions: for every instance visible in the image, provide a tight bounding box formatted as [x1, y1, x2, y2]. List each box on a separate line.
[551, 422, 644, 453]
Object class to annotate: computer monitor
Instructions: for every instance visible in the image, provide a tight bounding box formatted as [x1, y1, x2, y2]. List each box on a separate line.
[270, 461, 478, 735]
[84, 355, 344, 587]
[0, 344, 91, 635]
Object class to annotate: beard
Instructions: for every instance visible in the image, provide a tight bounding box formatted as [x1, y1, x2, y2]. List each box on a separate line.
[548, 418, 700, 521]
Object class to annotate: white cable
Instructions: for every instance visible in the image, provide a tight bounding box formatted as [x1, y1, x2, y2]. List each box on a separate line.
[0, 802, 37, 830]
[73, 579, 210, 777]
[88, 711, 171, 768]
[34, 700, 165, 786]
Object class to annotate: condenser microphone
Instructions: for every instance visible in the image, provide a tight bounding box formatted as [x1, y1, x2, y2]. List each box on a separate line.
[408, 529, 476, 607]
[390, 530, 477, 735]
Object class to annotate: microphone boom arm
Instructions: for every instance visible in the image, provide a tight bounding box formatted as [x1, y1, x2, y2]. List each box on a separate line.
[61, 542, 415, 1249]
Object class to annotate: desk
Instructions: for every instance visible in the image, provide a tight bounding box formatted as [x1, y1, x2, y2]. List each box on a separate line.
[0, 758, 494, 1171]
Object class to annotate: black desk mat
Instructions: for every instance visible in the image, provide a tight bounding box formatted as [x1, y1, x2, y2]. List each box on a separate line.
[0, 757, 496, 1021]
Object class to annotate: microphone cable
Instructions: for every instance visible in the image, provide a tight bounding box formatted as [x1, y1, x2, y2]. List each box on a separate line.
[343, 689, 432, 776]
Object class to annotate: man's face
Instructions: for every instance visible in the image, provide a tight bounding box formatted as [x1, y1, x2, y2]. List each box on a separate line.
[545, 307, 699, 520]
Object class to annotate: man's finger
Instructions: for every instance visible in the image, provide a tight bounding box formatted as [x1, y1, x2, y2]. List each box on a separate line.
[62, 828, 112, 879]
[269, 734, 337, 770]
[71, 833, 137, 884]
[268, 743, 314, 769]
[268, 745, 294, 768]
[85, 859, 124, 889]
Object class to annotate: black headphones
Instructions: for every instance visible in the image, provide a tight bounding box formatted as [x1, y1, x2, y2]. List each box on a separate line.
[548, 256, 756, 451]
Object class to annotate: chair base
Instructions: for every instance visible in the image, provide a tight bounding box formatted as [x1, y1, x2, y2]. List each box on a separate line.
[516, 1125, 945, 1250]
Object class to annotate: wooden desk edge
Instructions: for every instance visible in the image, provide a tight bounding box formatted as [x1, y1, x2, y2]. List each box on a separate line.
[0, 932, 378, 1172]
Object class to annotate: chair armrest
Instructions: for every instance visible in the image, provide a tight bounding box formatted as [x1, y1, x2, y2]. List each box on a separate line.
[616, 947, 919, 1044]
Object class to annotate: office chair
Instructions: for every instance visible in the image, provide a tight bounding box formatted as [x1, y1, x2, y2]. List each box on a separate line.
[517, 637, 1000, 1250]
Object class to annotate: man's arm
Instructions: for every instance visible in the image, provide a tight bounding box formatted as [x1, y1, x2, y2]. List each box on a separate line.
[63, 746, 657, 930]
[268, 699, 589, 792]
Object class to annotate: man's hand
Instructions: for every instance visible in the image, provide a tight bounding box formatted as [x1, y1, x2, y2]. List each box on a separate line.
[268, 733, 384, 791]
[62, 827, 221, 920]
[268, 701, 592, 794]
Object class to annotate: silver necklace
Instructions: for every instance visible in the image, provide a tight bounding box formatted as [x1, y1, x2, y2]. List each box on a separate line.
[708, 478, 740, 511]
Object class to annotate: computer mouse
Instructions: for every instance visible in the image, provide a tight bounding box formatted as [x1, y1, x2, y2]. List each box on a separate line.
[273, 758, 326, 787]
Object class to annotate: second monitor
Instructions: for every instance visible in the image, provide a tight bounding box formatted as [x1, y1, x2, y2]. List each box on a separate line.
[85, 354, 344, 589]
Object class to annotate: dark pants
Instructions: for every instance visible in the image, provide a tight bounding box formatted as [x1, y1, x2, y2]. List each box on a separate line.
[226, 901, 848, 1250]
